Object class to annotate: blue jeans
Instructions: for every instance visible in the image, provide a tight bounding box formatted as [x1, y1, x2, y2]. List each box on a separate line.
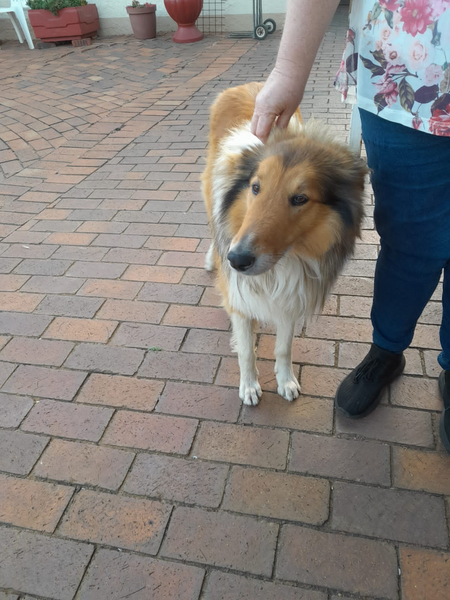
[359, 109, 450, 370]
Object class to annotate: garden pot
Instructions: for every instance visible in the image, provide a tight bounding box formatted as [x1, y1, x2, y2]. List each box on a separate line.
[28, 5, 99, 43]
[164, 0, 203, 43]
[126, 4, 157, 40]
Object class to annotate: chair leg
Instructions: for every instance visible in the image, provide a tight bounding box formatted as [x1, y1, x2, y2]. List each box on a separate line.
[14, 7, 35, 50]
[7, 13, 24, 44]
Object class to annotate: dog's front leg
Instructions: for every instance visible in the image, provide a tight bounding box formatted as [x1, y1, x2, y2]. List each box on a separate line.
[275, 319, 301, 401]
[231, 312, 261, 406]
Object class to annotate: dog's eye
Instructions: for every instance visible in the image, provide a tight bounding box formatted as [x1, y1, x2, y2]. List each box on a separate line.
[251, 183, 260, 195]
[290, 194, 309, 206]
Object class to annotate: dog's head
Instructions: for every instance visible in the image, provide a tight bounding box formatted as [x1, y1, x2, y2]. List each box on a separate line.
[225, 124, 367, 276]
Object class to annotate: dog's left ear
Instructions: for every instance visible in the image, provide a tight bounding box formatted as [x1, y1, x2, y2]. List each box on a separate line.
[324, 154, 368, 235]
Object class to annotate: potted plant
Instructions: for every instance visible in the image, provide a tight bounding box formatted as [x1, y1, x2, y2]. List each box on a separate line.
[126, 1, 157, 40]
[27, 0, 99, 45]
[164, 0, 203, 44]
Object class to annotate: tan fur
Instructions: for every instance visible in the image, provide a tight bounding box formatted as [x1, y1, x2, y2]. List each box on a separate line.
[202, 83, 366, 405]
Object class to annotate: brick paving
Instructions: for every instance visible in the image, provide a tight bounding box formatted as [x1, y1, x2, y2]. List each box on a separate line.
[0, 7, 449, 599]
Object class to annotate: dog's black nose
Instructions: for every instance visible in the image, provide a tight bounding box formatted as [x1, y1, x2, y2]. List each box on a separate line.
[227, 249, 256, 272]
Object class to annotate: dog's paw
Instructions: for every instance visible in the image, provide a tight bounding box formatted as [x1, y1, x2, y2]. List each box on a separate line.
[239, 380, 262, 406]
[277, 377, 301, 401]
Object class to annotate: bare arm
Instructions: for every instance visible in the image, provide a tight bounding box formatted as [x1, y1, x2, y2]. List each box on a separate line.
[251, 0, 341, 141]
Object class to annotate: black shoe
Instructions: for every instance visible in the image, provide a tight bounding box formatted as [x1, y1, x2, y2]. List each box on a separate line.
[438, 371, 450, 453]
[335, 343, 405, 419]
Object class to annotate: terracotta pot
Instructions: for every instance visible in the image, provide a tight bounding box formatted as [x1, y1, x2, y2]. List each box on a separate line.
[126, 5, 157, 40]
[164, 0, 203, 43]
[28, 5, 99, 43]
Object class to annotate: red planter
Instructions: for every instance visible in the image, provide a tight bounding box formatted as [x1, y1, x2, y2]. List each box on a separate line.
[164, 0, 203, 43]
[126, 5, 157, 40]
[28, 5, 99, 43]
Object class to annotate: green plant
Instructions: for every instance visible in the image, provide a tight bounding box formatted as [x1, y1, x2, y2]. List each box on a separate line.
[27, 0, 88, 16]
[129, 1, 154, 7]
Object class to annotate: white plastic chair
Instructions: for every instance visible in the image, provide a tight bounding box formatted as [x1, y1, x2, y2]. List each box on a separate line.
[0, 0, 35, 50]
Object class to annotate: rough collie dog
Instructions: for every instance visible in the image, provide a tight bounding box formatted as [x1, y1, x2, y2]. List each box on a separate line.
[202, 82, 366, 406]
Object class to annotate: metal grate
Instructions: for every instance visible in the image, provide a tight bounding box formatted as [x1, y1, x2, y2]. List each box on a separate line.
[198, 0, 224, 35]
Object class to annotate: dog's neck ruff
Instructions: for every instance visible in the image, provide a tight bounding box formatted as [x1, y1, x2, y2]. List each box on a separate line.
[210, 119, 341, 325]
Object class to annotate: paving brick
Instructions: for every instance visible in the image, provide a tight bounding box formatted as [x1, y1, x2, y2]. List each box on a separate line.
[103, 410, 197, 453]
[0, 337, 73, 367]
[0, 392, 33, 427]
[300, 365, 349, 397]
[0, 526, 93, 600]
[43, 316, 117, 343]
[35, 439, 134, 491]
[64, 343, 144, 375]
[22, 399, 113, 442]
[0, 257, 21, 274]
[124, 454, 228, 508]
[139, 350, 219, 383]
[0, 429, 48, 475]
[13, 259, 71, 276]
[203, 572, 326, 600]
[156, 382, 240, 422]
[0, 474, 73, 533]
[123, 264, 185, 283]
[277, 525, 398, 599]
[332, 481, 447, 547]
[112, 322, 185, 351]
[77, 373, 163, 411]
[162, 507, 278, 576]
[290, 433, 391, 485]
[393, 447, 450, 495]
[59, 489, 171, 554]
[400, 546, 450, 600]
[258, 335, 335, 366]
[96, 299, 167, 323]
[137, 282, 204, 305]
[78, 278, 143, 300]
[3, 365, 86, 400]
[164, 305, 229, 330]
[306, 315, 372, 342]
[22, 275, 85, 294]
[34, 294, 104, 318]
[182, 267, 215, 286]
[92, 233, 148, 248]
[223, 466, 329, 524]
[158, 251, 205, 268]
[0, 274, 29, 291]
[0, 359, 16, 386]
[336, 405, 434, 447]
[390, 375, 441, 410]
[0, 312, 52, 336]
[46, 232, 97, 245]
[53, 245, 108, 261]
[241, 393, 333, 433]
[65, 261, 127, 279]
[105, 248, 162, 265]
[144, 236, 199, 251]
[182, 329, 233, 355]
[193, 422, 289, 469]
[77, 548, 204, 600]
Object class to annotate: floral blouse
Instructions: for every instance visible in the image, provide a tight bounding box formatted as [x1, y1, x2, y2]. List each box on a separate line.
[334, 1, 450, 136]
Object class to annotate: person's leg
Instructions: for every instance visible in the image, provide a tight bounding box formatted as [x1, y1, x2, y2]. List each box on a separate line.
[336, 109, 450, 421]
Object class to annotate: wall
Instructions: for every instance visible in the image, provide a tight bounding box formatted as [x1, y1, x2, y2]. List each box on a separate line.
[0, 0, 349, 41]
[0, 0, 289, 40]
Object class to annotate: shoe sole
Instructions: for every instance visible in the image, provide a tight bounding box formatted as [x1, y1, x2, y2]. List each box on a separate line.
[438, 372, 450, 453]
[335, 355, 406, 420]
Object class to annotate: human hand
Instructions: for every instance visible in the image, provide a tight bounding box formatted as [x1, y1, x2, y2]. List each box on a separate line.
[251, 65, 305, 142]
